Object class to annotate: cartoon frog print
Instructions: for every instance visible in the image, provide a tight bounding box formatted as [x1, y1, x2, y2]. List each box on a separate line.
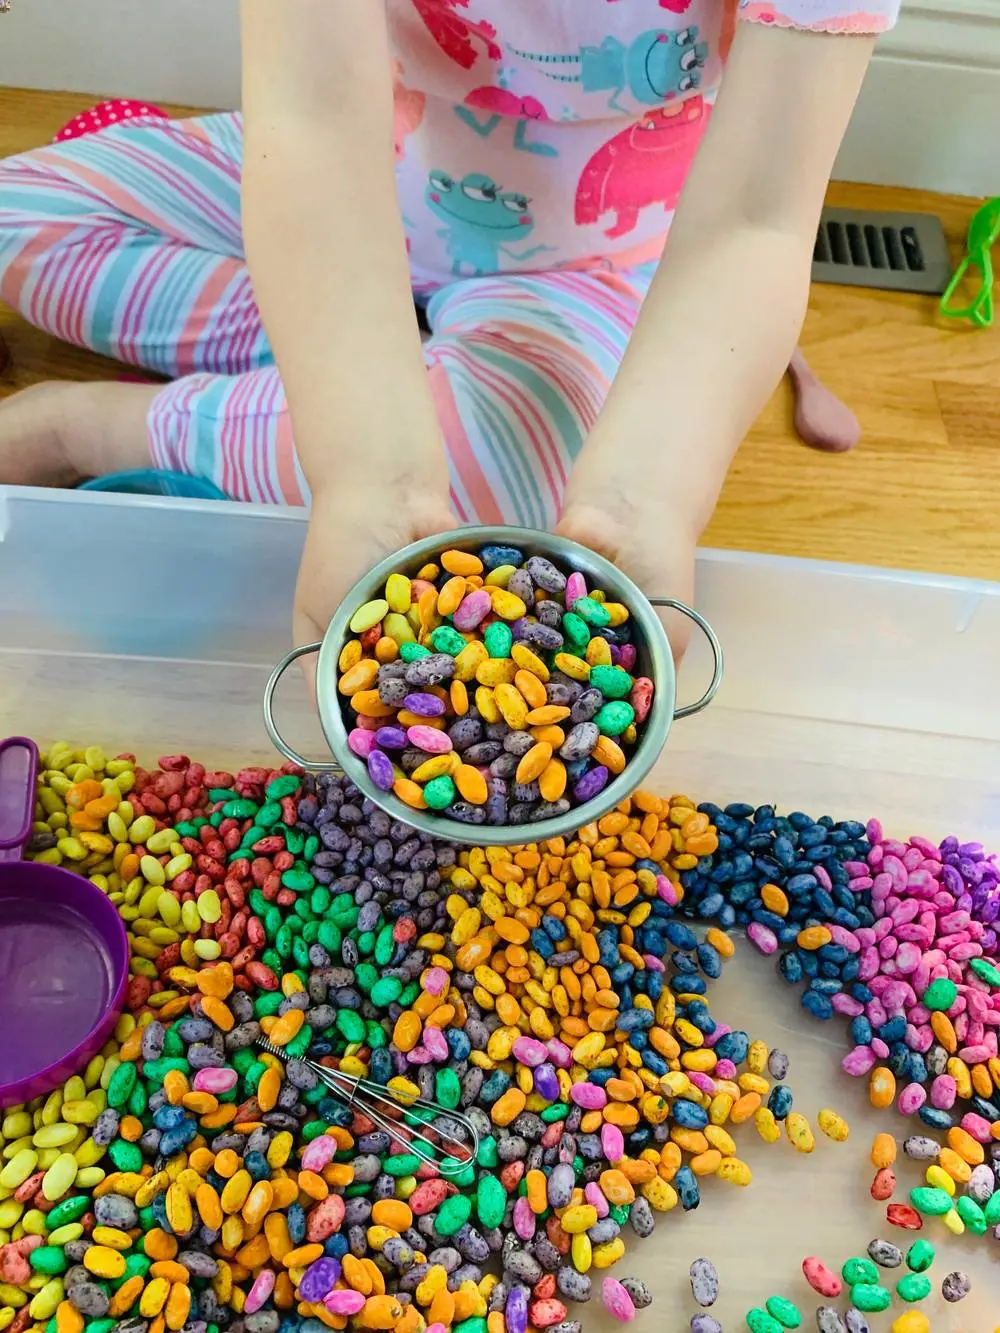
[508, 28, 708, 113]
[425, 171, 552, 275]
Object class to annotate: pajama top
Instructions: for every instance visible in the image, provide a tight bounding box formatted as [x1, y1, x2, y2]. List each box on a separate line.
[389, 0, 901, 286]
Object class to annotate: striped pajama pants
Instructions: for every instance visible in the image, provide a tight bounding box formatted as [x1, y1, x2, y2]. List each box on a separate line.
[0, 112, 655, 527]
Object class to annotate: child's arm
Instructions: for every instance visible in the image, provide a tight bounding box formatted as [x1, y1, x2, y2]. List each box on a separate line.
[558, 23, 876, 654]
[241, 1, 452, 660]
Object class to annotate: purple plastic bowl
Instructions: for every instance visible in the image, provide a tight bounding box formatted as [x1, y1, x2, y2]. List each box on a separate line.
[0, 736, 129, 1109]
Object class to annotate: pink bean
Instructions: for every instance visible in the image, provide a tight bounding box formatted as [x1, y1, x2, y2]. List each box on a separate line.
[512, 1037, 547, 1068]
[348, 728, 378, 758]
[585, 1181, 610, 1217]
[407, 725, 453, 754]
[601, 1123, 625, 1163]
[301, 1134, 337, 1173]
[325, 1291, 366, 1316]
[566, 572, 587, 606]
[452, 589, 492, 630]
[193, 1066, 238, 1094]
[513, 1195, 536, 1241]
[244, 1268, 276, 1315]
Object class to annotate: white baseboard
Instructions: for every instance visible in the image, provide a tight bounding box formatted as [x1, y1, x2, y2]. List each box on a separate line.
[1, 0, 998, 197]
[835, 0, 1000, 196]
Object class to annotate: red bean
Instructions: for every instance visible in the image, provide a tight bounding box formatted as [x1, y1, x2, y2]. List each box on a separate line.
[126, 977, 152, 1009]
[237, 768, 270, 787]
[204, 771, 234, 788]
[871, 1167, 896, 1200]
[158, 754, 190, 772]
[280, 796, 297, 825]
[273, 851, 294, 872]
[156, 943, 181, 972]
[500, 1161, 525, 1191]
[154, 772, 186, 798]
[141, 792, 167, 815]
[234, 1097, 262, 1125]
[545, 1215, 571, 1254]
[172, 871, 196, 894]
[245, 961, 277, 990]
[232, 975, 253, 993]
[223, 880, 245, 908]
[250, 860, 274, 889]
[14, 1173, 45, 1205]
[275, 890, 296, 907]
[252, 837, 284, 857]
[231, 946, 257, 971]
[247, 917, 266, 947]
[217, 932, 240, 959]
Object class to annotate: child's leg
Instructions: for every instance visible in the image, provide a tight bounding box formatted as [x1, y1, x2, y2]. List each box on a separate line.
[148, 267, 654, 508]
[424, 266, 655, 527]
[0, 111, 259, 374]
[2, 253, 653, 506]
[0, 111, 270, 485]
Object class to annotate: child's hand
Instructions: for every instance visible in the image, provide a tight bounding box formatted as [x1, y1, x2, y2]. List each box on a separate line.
[294, 482, 455, 695]
[556, 483, 697, 662]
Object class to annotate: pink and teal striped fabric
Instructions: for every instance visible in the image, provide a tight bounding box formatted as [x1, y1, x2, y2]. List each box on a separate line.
[0, 112, 654, 521]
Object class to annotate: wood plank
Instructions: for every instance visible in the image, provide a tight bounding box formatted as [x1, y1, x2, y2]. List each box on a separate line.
[2, 87, 999, 581]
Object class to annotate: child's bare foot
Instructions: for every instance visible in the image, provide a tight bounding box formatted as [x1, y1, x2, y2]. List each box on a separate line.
[0, 380, 159, 487]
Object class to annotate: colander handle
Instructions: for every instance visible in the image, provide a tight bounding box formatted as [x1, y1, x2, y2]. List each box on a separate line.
[649, 599, 724, 719]
[0, 735, 39, 862]
[262, 644, 345, 772]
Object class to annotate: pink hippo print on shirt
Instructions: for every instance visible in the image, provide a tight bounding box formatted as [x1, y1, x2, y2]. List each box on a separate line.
[411, 0, 501, 69]
[455, 87, 557, 156]
[574, 95, 709, 238]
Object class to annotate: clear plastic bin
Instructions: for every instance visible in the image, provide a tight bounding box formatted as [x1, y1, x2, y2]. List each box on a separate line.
[2, 485, 999, 1326]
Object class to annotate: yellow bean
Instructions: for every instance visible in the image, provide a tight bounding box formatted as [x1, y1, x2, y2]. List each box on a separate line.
[785, 1112, 815, 1154]
[0, 1149, 38, 1189]
[29, 1278, 65, 1320]
[817, 1108, 850, 1142]
[42, 1153, 78, 1200]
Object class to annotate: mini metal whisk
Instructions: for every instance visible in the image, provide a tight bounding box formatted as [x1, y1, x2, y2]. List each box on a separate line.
[256, 1040, 480, 1178]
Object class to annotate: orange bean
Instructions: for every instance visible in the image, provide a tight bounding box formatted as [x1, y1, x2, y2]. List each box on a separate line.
[198, 996, 234, 1032]
[268, 1008, 305, 1047]
[256, 1067, 281, 1113]
[164, 1284, 192, 1332]
[143, 1229, 178, 1262]
[196, 961, 234, 999]
[371, 1199, 413, 1232]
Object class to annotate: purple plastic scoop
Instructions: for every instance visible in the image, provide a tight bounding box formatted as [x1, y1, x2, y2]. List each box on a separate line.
[0, 736, 129, 1108]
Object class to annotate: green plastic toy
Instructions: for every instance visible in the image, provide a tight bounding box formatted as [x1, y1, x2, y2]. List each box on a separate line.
[940, 195, 1000, 328]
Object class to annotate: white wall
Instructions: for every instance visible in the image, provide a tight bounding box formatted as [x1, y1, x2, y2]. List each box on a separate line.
[0, 0, 241, 108]
[1, 0, 999, 197]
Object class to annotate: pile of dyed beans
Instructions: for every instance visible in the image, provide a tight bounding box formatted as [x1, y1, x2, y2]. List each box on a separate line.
[340, 543, 653, 826]
[0, 742, 998, 1333]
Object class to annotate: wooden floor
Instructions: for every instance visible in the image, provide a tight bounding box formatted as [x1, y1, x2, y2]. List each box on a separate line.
[2, 88, 999, 582]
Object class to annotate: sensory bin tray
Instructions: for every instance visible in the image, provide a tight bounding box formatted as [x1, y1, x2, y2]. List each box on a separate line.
[1, 485, 999, 1330]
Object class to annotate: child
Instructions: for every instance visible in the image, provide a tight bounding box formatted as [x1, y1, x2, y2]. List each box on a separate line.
[0, 0, 899, 654]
